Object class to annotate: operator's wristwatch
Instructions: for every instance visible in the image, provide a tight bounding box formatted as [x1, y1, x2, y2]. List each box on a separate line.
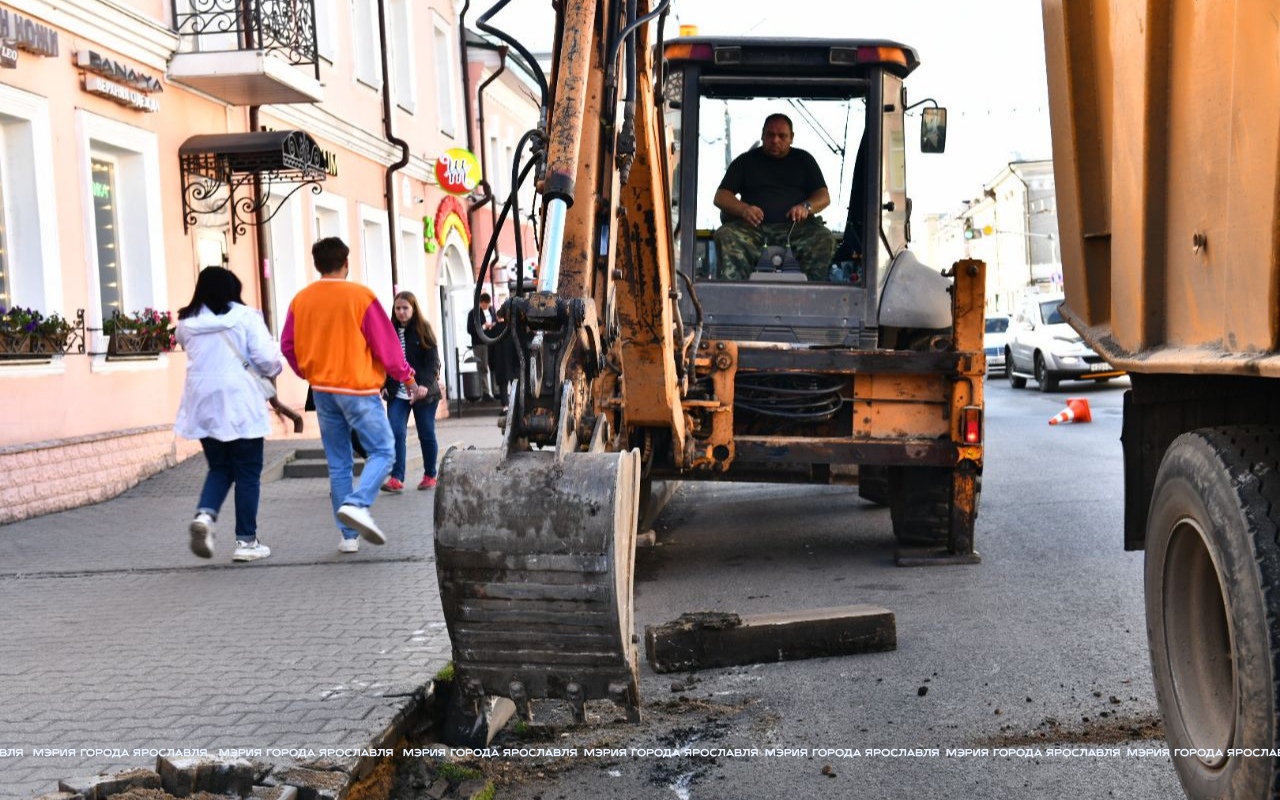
[803, 201, 812, 213]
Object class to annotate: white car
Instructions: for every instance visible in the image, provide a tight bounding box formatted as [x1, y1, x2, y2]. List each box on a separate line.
[1006, 294, 1123, 391]
[984, 315, 1011, 373]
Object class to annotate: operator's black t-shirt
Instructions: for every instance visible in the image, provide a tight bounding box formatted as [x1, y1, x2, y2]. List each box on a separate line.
[718, 146, 827, 224]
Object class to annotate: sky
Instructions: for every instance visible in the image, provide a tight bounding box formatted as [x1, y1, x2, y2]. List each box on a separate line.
[472, 0, 1053, 215]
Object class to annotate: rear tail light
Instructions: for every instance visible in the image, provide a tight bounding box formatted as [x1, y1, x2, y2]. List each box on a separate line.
[961, 406, 982, 445]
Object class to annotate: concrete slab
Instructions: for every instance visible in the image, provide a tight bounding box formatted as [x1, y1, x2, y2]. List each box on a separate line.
[644, 606, 897, 674]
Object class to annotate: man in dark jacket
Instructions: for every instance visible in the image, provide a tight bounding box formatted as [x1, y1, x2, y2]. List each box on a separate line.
[465, 292, 496, 401]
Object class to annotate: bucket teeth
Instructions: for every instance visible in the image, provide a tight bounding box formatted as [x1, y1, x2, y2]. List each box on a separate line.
[566, 682, 586, 724]
[509, 681, 531, 722]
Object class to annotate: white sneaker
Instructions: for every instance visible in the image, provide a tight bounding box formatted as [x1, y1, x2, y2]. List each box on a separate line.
[189, 512, 215, 559]
[337, 504, 387, 545]
[338, 537, 360, 554]
[232, 539, 271, 562]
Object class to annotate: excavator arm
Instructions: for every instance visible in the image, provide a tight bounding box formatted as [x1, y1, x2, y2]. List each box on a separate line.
[434, 0, 681, 725]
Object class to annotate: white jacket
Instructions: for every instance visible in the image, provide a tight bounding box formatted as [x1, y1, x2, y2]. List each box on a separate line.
[174, 303, 283, 442]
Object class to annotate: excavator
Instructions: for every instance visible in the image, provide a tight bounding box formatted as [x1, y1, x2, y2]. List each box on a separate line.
[435, 0, 986, 724]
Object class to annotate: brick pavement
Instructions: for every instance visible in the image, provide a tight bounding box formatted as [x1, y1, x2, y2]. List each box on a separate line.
[0, 412, 504, 799]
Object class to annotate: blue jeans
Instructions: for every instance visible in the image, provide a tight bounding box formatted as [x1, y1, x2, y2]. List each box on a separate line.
[386, 396, 440, 481]
[312, 391, 395, 540]
[197, 437, 264, 542]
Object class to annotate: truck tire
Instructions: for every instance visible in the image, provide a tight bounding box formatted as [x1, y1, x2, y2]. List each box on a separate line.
[1145, 426, 1280, 800]
[889, 466, 952, 546]
[859, 465, 891, 506]
[1034, 353, 1059, 392]
[1006, 350, 1026, 389]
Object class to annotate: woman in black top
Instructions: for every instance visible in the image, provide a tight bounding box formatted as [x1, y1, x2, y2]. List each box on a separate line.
[381, 291, 441, 492]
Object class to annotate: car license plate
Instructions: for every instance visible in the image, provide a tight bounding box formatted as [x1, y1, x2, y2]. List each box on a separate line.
[1089, 362, 1113, 372]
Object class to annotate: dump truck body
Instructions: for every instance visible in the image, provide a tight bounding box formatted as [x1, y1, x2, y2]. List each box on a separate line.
[1044, 3, 1280, 798]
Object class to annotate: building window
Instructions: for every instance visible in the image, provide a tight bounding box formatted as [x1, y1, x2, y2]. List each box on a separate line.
[265, 195, 304, 335]
[315, 0, 337, 61]
[504, 143, 515, 200]
[313, 191, 347, 244]
[390, 0, 416, 112]
[434, 21, 456, 136]
[354, 0, 382, 88]
[488, 135, 501, 198]
[0, 155, 8, 310]
[360, 207, 392, 302]
[0, 84, 61, 318]
[78, 111, 166, 354]
[91, 158, 123, 319]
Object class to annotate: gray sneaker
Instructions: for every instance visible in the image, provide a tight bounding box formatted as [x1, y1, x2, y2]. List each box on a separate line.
[232, 539, 271, 562]
[189, 512, 215, 559]
[337, 504, 387, 545]
[338, 537, 360, 554]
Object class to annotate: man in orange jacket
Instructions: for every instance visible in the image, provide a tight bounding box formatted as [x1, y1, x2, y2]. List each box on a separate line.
[282, 237, 427, 553]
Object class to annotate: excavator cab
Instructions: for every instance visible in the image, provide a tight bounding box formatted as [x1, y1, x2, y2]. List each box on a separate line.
[667, 37, 929, 349]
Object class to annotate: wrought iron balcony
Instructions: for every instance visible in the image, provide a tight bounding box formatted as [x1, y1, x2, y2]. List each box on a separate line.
[168, 0, 324, 106]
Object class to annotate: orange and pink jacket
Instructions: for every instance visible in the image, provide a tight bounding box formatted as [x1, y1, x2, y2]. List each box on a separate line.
[281, 279, 414, 395]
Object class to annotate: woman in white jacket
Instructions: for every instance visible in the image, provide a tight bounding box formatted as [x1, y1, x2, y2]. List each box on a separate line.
[174, 267, 282, 562]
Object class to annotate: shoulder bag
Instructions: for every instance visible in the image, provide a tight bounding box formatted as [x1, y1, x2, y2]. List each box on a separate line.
[217, 330, 277, 399]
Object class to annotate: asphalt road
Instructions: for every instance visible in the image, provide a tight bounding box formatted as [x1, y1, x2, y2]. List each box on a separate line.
[459, 375, 1187, 800]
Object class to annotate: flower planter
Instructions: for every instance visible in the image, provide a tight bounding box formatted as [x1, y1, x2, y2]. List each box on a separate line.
[0, 330, 33, 355]
[107, 332, 165, 358]
[30, 334, 72, 356]
[0, 332, 68, 363]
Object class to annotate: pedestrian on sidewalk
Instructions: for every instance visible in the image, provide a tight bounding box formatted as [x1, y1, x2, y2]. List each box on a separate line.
[381, 291, 442, 493]
[174, 266, 281, 563]
[281, 237, 427, 553]
[466, 292, 497, 401]
[490, 301, 520, 414]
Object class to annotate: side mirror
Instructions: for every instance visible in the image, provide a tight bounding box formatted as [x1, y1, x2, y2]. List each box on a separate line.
[920, 107, 947, 154]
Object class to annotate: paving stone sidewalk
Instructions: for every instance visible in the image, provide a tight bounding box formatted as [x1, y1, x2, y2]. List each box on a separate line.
[0, 412, 504, 799]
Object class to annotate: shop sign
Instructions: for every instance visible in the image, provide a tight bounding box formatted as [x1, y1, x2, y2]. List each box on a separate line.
[0, 41, 16, 68]
[84, 75, 160, 112]
[435, 148, 481, 195]
[0, 8, 58, 57]
[76, 50, 161, 112]
[76, 50, 163, 93]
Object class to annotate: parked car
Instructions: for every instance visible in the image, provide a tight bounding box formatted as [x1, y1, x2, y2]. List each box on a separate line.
[984, 314, 1011, 373]
[1006, 294, 1123, 391]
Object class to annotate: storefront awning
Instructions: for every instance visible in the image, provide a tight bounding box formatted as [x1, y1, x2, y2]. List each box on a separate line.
[180, 130, 328, 177]
[179, 130, 328, 241]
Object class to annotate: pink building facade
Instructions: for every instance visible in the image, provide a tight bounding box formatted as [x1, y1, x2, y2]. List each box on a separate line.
[0, 0, 505, 523]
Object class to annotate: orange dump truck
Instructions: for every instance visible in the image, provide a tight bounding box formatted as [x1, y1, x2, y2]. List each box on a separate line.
[1043, 3, 1280, 798]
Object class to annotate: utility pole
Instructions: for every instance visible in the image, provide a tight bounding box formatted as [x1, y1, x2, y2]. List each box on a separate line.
[723, 102, 733, 169]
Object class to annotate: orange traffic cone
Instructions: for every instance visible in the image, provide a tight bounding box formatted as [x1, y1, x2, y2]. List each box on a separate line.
[1049, 397, 1093, 425]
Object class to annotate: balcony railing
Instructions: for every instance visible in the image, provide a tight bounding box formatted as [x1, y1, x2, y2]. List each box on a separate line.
[171, 0, 319, 80]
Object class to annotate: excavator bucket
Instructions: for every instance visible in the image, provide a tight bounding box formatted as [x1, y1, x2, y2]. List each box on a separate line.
[433, 445, 642, 723]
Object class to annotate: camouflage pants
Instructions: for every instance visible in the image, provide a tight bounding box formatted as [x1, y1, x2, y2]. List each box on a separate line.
[713, 218, 837, 281]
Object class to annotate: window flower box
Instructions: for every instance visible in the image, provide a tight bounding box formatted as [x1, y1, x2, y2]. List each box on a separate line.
[0, 307, 77, 363]
[103, 309, 175, 360]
